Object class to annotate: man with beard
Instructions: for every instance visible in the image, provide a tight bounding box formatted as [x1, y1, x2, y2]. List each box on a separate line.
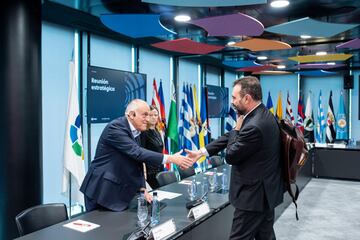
[186, 76, 283, 240]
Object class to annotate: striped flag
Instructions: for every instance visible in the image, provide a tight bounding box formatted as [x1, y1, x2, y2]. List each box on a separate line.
[266, 91, 274, 115]
[285, 91, 295, 124]
[180, 84, 193, 151]
[336, 92, 348, 140]
[158, 80, 169, 170]
[315, 90, 326, 143]
[276, 91, 283, 120]
[325, 91, 336, 143]
[304, 93, 314, 142]
[199, 86, 209, 164]
[62, 61, 85, 205]
[151, 78, 161, 114]
[225, 106, 237, 132]
[296, 94, 305, 133]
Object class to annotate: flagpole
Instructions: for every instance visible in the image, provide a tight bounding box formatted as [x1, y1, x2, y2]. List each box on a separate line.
[69, 172, 72, 217]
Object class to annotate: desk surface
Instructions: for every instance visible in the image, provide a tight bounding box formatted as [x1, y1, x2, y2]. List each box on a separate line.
[15, 165, 230, 240]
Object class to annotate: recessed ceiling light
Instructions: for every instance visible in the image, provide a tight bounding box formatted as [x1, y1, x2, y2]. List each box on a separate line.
[316, 51, 327, 56]
[270, 0, 290, 8]
[300, 35, 311, 39]
[257, 56, 268, 60]
[174, 15, 191, 22]
[227, 41, 236, 46]
[277, 65, 286, 69]
[327, 62, 336, 65]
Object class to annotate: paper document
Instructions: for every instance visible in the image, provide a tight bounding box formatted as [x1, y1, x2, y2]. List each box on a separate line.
[179, 180, 192, 185]
[63, 219, 100, 233]
[151, 190, 182, 201]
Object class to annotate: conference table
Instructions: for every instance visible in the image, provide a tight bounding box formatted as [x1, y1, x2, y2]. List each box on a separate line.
[15, 165, 234, 240]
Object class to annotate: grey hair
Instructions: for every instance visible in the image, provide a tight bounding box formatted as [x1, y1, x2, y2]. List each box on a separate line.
[125, 99, 148, 115]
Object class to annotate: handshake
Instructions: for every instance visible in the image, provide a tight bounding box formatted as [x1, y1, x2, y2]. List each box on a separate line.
[166, 149, 205, 170]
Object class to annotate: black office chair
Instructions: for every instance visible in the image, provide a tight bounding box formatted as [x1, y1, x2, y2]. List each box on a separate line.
[177, 166, 195, 179]
[156, 171, 177, 187]
[15, 203, 68, 236]
[209, 156, 224, 168]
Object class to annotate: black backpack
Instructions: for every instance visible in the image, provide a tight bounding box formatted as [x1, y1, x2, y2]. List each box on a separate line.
[278, 119, 309, 220]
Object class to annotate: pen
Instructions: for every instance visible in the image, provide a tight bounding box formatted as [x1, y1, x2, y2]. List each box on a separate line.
[73, 222, 91, 227]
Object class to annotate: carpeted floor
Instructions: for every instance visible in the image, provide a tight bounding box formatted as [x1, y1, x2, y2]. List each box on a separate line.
[274, 178, 360, 240]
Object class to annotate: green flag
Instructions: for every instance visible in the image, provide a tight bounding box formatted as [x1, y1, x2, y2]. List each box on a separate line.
[167, 81, 179, 154]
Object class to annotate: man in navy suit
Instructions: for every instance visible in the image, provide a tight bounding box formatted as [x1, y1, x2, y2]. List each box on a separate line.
[186, 76, 283, 240]
[80, 99, 193, 212]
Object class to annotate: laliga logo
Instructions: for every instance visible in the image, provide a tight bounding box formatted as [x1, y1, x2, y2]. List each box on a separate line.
[70, 115, 83, 157]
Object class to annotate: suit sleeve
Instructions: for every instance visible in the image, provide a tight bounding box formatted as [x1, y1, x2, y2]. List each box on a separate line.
[225, 125, 262, 165]
[205, 132, 230, 156]
[105, 124, 163, 166]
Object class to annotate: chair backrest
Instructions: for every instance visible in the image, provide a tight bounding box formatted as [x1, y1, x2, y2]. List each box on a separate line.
[15, 203, 68, 236]
[209, 156, 224, 168]
[177, 166, 195, 179]
[156, 171, 177, 187]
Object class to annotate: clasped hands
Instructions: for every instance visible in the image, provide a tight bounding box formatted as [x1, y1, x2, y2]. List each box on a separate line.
[167, 149, 204, 170]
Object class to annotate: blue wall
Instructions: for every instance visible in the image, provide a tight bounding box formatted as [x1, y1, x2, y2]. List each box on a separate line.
[42, 22, 73, 204]
[139, 47, 171, 114]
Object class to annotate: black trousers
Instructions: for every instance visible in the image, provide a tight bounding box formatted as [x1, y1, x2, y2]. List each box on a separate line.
[229, 208, 276, 240]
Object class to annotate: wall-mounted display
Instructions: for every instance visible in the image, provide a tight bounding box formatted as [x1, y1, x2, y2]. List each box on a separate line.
[87, 66, 146, 123]
[206, 85, 229, 118]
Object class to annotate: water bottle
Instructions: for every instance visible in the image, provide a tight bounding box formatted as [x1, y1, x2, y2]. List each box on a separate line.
[221, 168, 229, 191]
[137, 190, 148, 227]
[201, 177, 209, 200]
[213, 168, 218, 190]
[188, 179, 198, 200]
[151, 192, 160, 226]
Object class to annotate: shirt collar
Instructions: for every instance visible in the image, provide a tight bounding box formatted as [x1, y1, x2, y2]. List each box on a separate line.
[127, 119, 141, 138]
[244, 102, 262, 119]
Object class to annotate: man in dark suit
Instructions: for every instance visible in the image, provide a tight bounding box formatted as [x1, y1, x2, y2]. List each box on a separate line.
[80, 99, 193, 212]
[186, 76, 283, 240]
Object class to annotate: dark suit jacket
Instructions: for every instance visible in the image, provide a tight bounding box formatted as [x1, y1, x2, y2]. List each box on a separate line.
[206, 103, 283, 212]
[80, 117, 163, 211]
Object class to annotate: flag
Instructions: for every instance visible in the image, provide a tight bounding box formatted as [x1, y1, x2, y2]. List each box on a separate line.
[158, 80, 170, 170]
[199, 86, 209, 164]
[204, 87, 211, 142]
[62, 61, 85, 205]
[151, 78, 161, 114]
[315, 90, 326, 143]
[266, 91, 274, 115]
[225, 105, 237, 132]
[180, 84, 192, 151]
[191, 85, 200, 150]
[336, 92, 348, 140]
[167, 81, 179, 155]
[276, 91, 283, 120]
[296, 94, 305, 133]
[193, 85, 206, 165]
[325, 91, 336, 143]
[285, 91, 295, 124]
[304, 93, 314, 142]
[187, 85, 198, 151]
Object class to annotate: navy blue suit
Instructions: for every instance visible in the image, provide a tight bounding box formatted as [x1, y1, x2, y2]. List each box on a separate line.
[80, 117, 163, 211]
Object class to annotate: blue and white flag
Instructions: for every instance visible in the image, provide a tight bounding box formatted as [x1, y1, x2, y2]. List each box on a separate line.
[225, 106, 237, 132]
[315, 90, 326, 143]
[336, 92, 348, 140]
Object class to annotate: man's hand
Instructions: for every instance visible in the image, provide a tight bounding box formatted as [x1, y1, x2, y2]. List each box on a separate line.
[235, 115, 244, 130]
[167, 154, 193, 169]
[142, 188, 153, 203]
[185, 149, 203, 164]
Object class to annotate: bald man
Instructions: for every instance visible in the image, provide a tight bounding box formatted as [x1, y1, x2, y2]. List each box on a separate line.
[80, 99, 193, 212]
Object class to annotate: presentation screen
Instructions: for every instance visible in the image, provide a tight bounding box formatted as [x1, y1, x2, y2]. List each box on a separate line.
[87, 66, 146, 123]
[206, 85, 229, 118]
